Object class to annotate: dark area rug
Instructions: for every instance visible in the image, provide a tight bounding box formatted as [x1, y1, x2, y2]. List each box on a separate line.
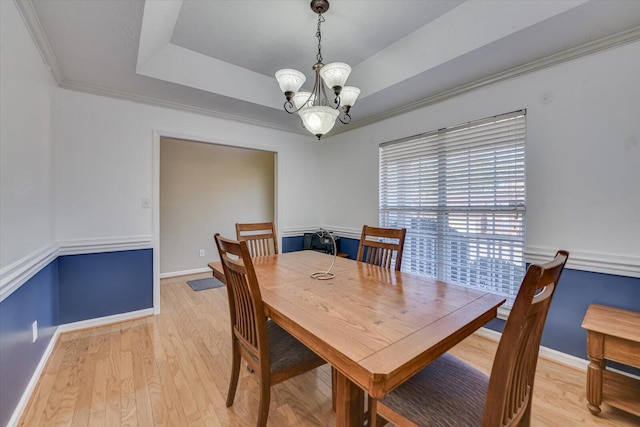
[187, 277, 225, 291]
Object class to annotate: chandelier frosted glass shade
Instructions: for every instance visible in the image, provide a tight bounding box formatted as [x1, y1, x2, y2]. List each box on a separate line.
[299, 106, 339, 139]
[274, 0, 358, 139]
[275, 69, 306, 96]
[292, 91, 316, 110]
[340, 86, 361, 109]
[319, 62, 351, 92]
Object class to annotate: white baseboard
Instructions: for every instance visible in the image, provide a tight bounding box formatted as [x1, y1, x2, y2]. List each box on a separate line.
[7, 308, 153, 427]
[7, 308, 154, 426]
[474, 327, 640, 381]
[159, 267, 211, 279]
[57, 308, 154, 333]
[475, 327, 589, 370]
[7, 327, 59, 427]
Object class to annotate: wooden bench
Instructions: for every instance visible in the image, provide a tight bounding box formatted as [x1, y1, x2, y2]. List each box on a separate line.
[581, 304, 640, 417]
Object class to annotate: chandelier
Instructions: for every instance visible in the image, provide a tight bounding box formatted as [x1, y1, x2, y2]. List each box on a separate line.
[275, 0, 360, 139]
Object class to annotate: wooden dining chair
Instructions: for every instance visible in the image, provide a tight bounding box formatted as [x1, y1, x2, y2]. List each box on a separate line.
[369, 250, 569, 427]
[214, 233, 326, 427]
[236, 221, 278, 256]
[356, 225, 407, 271]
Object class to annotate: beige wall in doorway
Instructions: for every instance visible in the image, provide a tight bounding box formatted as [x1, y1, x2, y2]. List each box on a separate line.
[160, 138, 275, 275]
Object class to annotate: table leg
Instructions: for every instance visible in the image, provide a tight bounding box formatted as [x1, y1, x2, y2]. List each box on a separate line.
[586, 355, 604, 415]
[335, 370, 365, 427]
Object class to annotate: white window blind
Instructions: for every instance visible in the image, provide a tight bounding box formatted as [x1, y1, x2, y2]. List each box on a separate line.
[379, 111, 526, 306]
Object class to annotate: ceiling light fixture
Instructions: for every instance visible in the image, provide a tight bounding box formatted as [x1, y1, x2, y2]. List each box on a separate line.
[275, 0, 360, 140]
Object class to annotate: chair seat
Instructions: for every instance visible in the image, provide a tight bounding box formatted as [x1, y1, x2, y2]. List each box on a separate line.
[267, 320, 322, 374]
[380, 353, 488, 426]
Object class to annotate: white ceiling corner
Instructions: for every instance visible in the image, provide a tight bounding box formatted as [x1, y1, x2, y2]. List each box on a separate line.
[137, 0, 281, 109]
[136, 0, 182, 68]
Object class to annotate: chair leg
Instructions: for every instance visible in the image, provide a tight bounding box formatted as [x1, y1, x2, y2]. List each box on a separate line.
[521, 394, 533, 427]
[257, 375, 271, 427]
[331, 366, 337, 411]
[226, 340, 241, 407]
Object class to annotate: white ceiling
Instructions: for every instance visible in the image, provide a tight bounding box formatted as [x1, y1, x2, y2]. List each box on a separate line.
[22, 0, 640, 137]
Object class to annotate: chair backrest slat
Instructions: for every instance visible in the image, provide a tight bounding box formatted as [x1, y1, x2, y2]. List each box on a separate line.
[215, 233, 269, 365]
[236, 222, 278, 257]
[483, 250, 568, 426]
[357, 225, 407, 271]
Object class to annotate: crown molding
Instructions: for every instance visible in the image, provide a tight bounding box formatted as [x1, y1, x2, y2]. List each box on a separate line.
[331, 26, 640, 137]
[14, 0, 63, 83]
[13, 0, 640, 139]
[58, 79, 308, 136]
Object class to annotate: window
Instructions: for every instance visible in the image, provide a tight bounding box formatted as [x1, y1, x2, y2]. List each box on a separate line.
[379, 111, 526, 306]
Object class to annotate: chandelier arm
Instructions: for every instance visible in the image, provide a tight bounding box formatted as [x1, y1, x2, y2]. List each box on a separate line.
[318, 75, 340, 109]
[319, 78, 327, 106]
[338, 110, 351, 124]
[284, 100, 298, 114]
[284, 91, 315, 115]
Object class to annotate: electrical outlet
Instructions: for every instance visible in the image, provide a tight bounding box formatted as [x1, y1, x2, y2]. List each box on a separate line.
[32, 320, 38, 343]
[199, 249, 205, 257]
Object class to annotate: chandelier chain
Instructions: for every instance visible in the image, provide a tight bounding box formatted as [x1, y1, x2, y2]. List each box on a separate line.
[316, 13, 325, 64]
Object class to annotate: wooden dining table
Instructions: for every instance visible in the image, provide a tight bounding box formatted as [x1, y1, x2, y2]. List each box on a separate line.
[209, 250, 505, 427]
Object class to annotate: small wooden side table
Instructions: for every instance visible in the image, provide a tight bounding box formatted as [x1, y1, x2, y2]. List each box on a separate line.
[581, 304, 640, 417]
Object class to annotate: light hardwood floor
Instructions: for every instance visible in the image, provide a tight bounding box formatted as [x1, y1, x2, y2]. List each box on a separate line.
[19, 272, 640, 426]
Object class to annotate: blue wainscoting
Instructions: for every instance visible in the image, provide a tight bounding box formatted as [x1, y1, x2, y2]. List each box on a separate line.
[282, 236, 305, 253]
[282, 235, 360, 259]
[338, 237, 359, 259]
[1, 248, 154, 425]
[0, 260, 59, 427]
[58, 249, 153, 323]
[486, 269, 640, 374]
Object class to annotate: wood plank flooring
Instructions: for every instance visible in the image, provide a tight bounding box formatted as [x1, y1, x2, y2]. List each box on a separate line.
[19, 272, 640, 426]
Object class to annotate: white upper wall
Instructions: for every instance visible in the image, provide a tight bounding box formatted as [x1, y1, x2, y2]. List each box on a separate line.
[3, 0, 638, 279]
[320, 40, 640, 270]
[0, 1, 57, 270]
[54, 89, 320, 245]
